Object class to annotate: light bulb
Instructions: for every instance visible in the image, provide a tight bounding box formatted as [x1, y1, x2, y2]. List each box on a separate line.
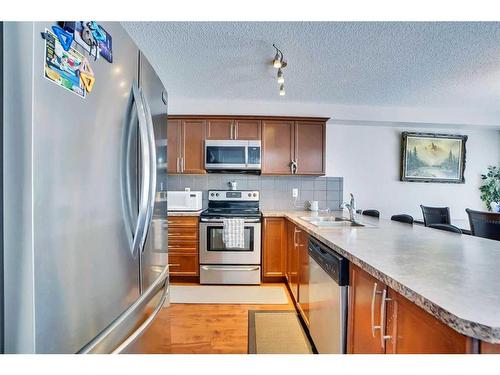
[273, 52, 282, 68]
[277, 69, 284, 84]
[279, 84, 285, 96]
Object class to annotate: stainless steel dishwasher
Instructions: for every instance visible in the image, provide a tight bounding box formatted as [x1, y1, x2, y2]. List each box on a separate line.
[308, 237, 349, 354]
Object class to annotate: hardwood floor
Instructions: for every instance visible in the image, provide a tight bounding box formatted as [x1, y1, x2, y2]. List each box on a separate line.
[139, 283, 296, 354]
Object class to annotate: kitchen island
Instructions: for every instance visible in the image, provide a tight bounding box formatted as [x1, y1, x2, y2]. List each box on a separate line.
[262, 210, 500, 353]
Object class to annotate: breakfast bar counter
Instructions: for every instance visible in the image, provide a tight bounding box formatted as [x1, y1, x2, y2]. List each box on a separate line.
[262, 210, 500, 345]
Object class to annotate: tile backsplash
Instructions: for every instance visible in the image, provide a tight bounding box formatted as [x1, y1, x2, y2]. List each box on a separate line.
[167, 174, 343, 211]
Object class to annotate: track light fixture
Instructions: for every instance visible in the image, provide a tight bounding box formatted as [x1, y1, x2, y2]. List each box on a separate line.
[277, 68, 284, 84]
[272, 44, 287, 96]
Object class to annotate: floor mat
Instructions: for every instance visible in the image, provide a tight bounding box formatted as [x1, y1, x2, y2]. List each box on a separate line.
[248, 310, 313, 354]
[169, 285, 289, 304]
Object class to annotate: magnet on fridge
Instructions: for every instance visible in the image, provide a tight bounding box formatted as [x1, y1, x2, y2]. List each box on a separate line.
[80, 72, 95, 93]
[51, 25, 74, 51]
[79, 57, 94, 77]
[88, 21, 106, 41]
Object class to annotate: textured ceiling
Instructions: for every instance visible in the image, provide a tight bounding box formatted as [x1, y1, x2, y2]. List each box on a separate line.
[123, 22, 500, 126]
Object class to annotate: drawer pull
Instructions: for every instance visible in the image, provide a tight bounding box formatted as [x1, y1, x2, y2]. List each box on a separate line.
[168, 263, 181, 267]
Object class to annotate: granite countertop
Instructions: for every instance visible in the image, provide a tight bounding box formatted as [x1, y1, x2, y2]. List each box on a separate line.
[262, 210, 500, 344]
[167, 210, 203, 216]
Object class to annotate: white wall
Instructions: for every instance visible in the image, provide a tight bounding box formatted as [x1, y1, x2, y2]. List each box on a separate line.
[327, 125, 500, 220]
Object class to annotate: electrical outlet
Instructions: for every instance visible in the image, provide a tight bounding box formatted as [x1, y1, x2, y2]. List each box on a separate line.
[292, 188, 299, 198]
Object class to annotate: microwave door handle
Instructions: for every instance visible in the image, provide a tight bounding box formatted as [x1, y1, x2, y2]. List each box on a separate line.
[129, 81, 150, 259]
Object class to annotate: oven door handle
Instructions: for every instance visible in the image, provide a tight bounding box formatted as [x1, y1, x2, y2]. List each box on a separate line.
[200, 218, 261, 223]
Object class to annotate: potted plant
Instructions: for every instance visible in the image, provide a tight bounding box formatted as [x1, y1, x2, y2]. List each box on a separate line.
[479, 166, 500, 212]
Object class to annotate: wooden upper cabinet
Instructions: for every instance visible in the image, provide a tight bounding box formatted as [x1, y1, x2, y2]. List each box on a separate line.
[206, 119, 261, 140]
[181, 120, 206, 174]
[168, 116, 326, 175]
[167, 119, 182, 174]
[234, 119, 261, 140]
[348, 264, 386, 354]
[295, 121, 325, 175]
[262, 218, 286, 279]
[262, 120, 295, 174]
[262, 120, 326, 175]
[206, 119, 233, 140]
[385, 288, 471, 354]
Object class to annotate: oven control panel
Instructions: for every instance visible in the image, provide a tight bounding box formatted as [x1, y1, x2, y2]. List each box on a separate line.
[208, 190, 259, 201]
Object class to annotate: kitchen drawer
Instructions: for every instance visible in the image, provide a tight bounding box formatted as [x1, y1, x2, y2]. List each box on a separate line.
[168, 216, 199, 227]
[168, 243, 198, 254]
[169, 254, 199, 276]
[168, 227, 198, 241]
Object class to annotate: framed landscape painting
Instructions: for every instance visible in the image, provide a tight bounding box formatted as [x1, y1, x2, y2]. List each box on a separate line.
[401, 132, 467, 183]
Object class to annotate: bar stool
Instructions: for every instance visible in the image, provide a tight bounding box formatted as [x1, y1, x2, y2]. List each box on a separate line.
[428, 223, 462, 234]
[391, 214, 414, 225]
[466, 208, 500, 241]
[362, 209, 380, 218]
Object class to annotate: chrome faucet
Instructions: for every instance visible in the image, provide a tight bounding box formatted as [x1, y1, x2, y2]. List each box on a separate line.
[340, 193, 356, 222]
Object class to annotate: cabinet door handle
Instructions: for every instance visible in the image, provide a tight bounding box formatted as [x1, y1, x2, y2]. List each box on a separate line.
[371, 282, 382, 337]
[230, 124, 234, 139]
[176, 157, 180, 173]
[380, 288, 392, 351]
[235, 123, 238, 139]
[181, 157, 185, 172]
[293, 228, 300, 247]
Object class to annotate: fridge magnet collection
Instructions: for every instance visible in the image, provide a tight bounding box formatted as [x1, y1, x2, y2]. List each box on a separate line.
[42, 22, 113, 98]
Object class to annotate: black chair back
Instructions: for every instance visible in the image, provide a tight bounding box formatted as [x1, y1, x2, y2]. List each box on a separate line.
[362, 209, 380, 218]
[466, 208, 500, 241]
[428, 223, 462, 234]
[420, 205, 451, 226]
[391, 214, 414, 225]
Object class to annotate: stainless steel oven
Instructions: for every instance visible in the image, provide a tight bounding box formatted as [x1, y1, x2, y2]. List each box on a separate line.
[205, 140, 261, 172]
[199, 190, 262, 284]
[199, 218, 261, 264]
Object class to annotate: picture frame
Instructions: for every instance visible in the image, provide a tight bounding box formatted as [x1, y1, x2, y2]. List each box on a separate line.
[401, 132, 467, 183]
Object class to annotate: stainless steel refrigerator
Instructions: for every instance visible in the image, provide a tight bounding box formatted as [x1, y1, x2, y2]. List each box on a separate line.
[1, 22, 169, 353]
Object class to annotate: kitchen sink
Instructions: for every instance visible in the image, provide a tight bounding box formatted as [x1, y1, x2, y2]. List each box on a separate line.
[299, 216, 374, 228]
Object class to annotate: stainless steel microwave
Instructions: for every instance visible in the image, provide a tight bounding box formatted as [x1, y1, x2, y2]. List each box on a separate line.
[205, 140, 261, 172]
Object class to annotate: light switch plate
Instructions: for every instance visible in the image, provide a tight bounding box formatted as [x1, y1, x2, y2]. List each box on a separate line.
[292, 188, 299, 198]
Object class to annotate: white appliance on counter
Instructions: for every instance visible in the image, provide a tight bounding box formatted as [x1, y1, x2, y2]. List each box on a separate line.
[167, 191, 203, 211]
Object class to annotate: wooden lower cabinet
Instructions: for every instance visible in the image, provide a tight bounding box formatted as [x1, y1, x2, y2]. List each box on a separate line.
[347, 264, 386, 354]
[385, 288, 471, 354]
[348, 264, 472, 354]
[262, 218, 286, 279]
[168, 216, 199, 277]
[480, 342, 500, 354]
[297, 230, 310, 326]
[286, 220, 300, 302]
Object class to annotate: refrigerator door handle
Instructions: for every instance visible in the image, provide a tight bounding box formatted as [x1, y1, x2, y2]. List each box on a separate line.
[111, 282, 168, 354]
[77, 266, 168, 354]
[139, 88, 157, 253]
[129, 81, 151, 258]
